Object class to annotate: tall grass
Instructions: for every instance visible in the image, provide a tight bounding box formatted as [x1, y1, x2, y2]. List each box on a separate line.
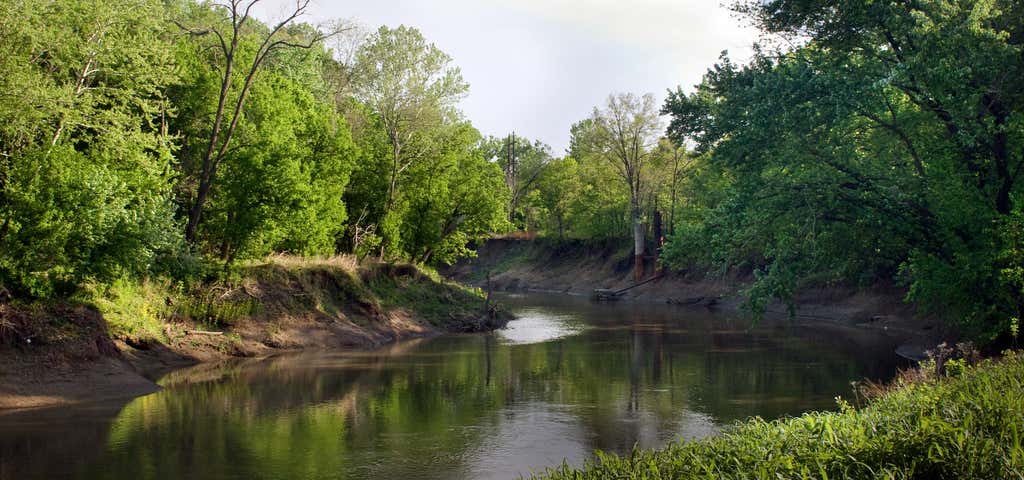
[84, 254, 489, 343]
[534, 354, 1024, 479]
[88, 277, 260, 341]
[87, 278, 169, 342]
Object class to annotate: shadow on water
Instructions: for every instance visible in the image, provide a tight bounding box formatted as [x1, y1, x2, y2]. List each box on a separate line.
[0, 292, 903, 480]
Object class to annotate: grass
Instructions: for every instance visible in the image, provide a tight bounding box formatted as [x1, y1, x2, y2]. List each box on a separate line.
[70, 254, 496, 352]
[362, 262, 487, 327]
[87, 278, 170, 342]
[533, 353, 1024, 480]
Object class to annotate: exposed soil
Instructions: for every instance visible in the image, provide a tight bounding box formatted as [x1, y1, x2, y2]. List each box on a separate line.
[0, 260, 509, 411]
[445, 238, 954, 356]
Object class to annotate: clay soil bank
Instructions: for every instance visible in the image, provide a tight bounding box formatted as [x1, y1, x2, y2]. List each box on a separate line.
[0, 257, 508, 411]
[445, 238, 953, 356]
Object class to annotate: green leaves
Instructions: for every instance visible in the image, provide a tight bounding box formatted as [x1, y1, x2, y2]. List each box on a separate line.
[659, 0, 1024, 338]
[0, 0, 178, 297]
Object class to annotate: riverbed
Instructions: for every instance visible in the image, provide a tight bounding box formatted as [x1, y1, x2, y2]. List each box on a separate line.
[0, 292, 901, 479]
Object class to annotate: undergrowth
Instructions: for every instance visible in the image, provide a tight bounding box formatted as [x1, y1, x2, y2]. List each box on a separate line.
[533, 353, 1024, 479]
[363, 262, 486, 326]
[86, 278, 170, 342]
[83, 256, 488, 342]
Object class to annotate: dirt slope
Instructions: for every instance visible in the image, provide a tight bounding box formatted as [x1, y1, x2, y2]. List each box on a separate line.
[446, 238, 952, 351]
[0, 258, 508, 411]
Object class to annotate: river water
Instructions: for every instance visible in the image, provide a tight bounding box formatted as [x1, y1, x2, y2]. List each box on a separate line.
[0, 293, 901, 480]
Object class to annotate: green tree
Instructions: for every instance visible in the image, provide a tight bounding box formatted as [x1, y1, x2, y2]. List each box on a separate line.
[0, 0, 179, 297]
[201, 73, 356, 262]
[587, 93, 662, 279]
[479, 134, 552, 229]
[351, 25, 469, 254]
[174, 0, 338, 243]
[662, 0, 1024, 338]
[398, 123, 509, 264]
[533, 157, 582, 240]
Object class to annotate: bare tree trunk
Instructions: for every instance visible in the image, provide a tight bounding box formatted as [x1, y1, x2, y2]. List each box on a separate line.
[379, 140, 402, 258]
[179, 0, 326, 243]
[633, 208, 644, 281]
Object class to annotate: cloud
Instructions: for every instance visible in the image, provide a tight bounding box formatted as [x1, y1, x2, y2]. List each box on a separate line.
[249, 0, 759, 152]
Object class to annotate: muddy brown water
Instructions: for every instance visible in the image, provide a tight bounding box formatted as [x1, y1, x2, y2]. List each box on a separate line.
[0, 292, 903, 479]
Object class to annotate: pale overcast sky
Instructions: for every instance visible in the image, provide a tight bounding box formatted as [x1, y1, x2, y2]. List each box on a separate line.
[253, 0, 759, 154]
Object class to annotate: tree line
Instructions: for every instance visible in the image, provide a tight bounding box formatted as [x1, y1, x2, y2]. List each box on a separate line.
[1, 0, 1020, 342]
[504, 0, 1023, 341]
[0, 0, 509, 298]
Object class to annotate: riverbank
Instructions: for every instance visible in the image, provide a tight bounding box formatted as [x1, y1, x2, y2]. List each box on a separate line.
[533, 351, 1024, 479]
[0, 256, 510, 410]
[445, 238, 954, 353]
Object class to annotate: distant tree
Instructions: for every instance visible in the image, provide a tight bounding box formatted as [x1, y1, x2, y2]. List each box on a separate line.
[534, 157, 582, 240]
[650, 139, 693, 236]
[480, 134, 552, 228]
[588, 93, 662, 279]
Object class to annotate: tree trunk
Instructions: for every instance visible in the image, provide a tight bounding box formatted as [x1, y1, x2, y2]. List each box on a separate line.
[633, 210, 644, 281]
[185, 45, 236, 243]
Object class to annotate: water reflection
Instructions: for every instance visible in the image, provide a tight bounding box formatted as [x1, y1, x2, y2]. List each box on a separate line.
[0, 293, 901, 480]
[496, 308, 584, 345]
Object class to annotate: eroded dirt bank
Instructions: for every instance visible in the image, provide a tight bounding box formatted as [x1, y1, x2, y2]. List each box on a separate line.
[0, 258, 509, 411]
[445, 238, 953, 353]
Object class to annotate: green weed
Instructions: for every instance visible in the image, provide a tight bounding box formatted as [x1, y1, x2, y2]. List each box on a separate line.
[533, 355, 1024, 480]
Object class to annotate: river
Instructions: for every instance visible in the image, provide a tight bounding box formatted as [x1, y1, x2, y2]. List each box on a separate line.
[0, 292, 901, 479]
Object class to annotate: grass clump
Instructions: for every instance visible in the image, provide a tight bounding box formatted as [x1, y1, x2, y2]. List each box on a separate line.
[362, 262, 486, 327]
[534, 354, 1024, 479]
[175, 292, 260, 330]
[87, 278, 170, 342]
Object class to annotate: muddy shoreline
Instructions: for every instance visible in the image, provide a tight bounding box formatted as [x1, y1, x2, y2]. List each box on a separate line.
[0, 314, 450, 412]
[0, 259, 509, 412]
[445, 238, 954, 354]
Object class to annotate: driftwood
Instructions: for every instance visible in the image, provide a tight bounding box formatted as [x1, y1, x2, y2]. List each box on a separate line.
[186, 330, 224, 336]
[592, 289, 621, 301]
[667, 296, 705, 306]
[592, 274, 665, 301]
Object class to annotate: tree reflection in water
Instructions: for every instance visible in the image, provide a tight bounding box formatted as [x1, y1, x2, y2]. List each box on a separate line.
[0, 293, 901, 480]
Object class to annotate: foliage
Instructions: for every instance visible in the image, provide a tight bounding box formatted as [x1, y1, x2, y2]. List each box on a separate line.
[534, 354, 1024, 479]
[0, 1, 503, 302]
[0, 0, 179, 297]
[659, 0, 1024, 336]
[87, 278, 171, 342]
[479, 133, 554, 229]
[349, 25, 471, 256]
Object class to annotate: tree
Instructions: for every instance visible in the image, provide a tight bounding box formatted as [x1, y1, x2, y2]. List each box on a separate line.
[588, 93, 662, 279]
[202, 73, 356, 262]
[175, 0, 340, 243]
[534, 157, 582, 240]
[0, 0, 179, 297]
[350, 25, 469, 254]
[393, 122, 508, 265]
[661, 0, 1024, 337]
[480, 134, 552, 228]
[650, 139, 693, 236]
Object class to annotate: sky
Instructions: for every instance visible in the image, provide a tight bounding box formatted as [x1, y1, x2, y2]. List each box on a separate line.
[252, 0, 760, 154]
